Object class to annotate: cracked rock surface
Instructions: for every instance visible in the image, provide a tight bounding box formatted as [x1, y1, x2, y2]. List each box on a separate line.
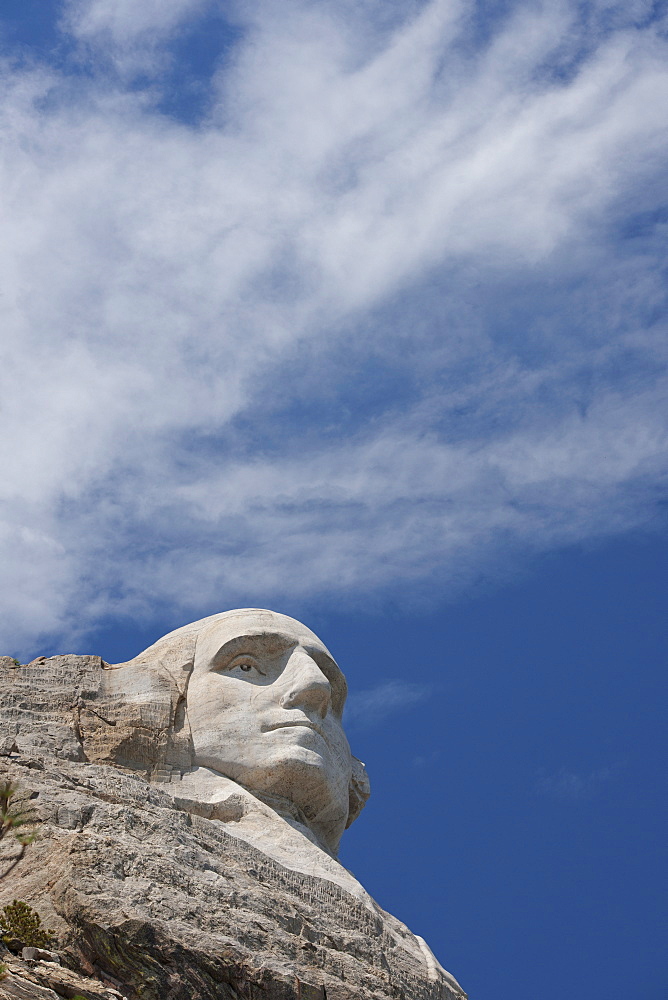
[0, 652, 466, 1000]
[0, 951, 127, 999]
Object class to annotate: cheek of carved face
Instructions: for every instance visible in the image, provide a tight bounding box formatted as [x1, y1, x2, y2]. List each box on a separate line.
[187, 637, 353, 817]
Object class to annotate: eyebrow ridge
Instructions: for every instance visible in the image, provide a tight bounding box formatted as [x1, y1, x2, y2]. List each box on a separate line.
[211, 631, 300, 661]
[209, 633, 347, 701]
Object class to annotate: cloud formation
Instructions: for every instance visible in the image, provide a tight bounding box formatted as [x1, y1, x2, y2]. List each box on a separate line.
[62, 0, 213, 75]
[0, 0, 667, 652]
[345, 681, 431, 728]
[537, 764, 619, 800]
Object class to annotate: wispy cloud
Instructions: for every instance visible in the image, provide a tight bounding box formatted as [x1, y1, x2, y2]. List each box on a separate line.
[0, 0, 667, 652]
[345, 681, 431, 728]
[537, 765, 620, 800]
[61, 0, 213, 76]
[412, 749, 442, 769]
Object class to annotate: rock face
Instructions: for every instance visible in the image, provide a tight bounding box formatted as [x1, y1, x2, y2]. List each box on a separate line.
[0, 612, 466, 1000]
[0, 950, 126, 999]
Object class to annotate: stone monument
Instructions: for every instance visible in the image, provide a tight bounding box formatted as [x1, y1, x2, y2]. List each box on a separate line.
[0, 609, 466, 1000]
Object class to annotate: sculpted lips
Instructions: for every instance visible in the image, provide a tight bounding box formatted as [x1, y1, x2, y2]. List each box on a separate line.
[262, 718, 327, 740]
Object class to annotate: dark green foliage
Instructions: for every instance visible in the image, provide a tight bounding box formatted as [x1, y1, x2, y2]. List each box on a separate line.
[0, 900, 55, 949]
[0, 781, 35, 878]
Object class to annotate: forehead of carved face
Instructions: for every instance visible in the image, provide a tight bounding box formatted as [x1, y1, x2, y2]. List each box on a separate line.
[187, 610, 352, 839]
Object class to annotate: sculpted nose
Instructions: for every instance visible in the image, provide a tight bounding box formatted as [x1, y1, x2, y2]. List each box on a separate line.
[279, 651, 331, 719]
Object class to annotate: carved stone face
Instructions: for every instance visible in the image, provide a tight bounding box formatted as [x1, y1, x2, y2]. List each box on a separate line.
[187, 610, 353, 851]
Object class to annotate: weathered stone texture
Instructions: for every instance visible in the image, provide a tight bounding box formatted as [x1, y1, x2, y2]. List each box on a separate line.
[0, 951, 126, 999]
[0, 637, 466, 1000]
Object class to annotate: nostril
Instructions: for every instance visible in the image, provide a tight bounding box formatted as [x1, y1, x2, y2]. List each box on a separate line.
[279, 651, 333, 717]
[280, 682, 330, 713]
[280, 670, 331, 717]
[279, 689, 293, 709]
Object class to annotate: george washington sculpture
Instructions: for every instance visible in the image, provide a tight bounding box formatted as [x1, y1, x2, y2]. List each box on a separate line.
[0, 608, 465, 999]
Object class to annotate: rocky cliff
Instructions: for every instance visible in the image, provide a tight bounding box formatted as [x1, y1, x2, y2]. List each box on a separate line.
[0, 654, 466, 1000]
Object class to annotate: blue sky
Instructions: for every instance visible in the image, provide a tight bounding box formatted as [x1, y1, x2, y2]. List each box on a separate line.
[0, 1, 666, 998]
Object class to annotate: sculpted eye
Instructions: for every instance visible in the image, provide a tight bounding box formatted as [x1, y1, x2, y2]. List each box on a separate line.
[228, 656, 264, 676]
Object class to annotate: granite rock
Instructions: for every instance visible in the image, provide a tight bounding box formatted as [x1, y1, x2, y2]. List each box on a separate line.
[0, 611, 466, 1000]
[0, 949, 127, 999]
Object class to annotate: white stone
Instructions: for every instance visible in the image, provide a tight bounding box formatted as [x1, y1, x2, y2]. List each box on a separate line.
[0, 609, 466, 1000]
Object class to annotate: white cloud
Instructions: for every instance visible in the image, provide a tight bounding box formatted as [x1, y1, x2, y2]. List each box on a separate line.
[345, 681, 431, 728]
[537, 764, 619, 799]
[62, 0, 213, 75]
[0, 0, 666, 652]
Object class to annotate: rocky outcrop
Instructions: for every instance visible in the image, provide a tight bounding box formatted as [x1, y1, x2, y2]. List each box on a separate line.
[0, 652, 466, 1000]
[0, 950, 126, 999]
